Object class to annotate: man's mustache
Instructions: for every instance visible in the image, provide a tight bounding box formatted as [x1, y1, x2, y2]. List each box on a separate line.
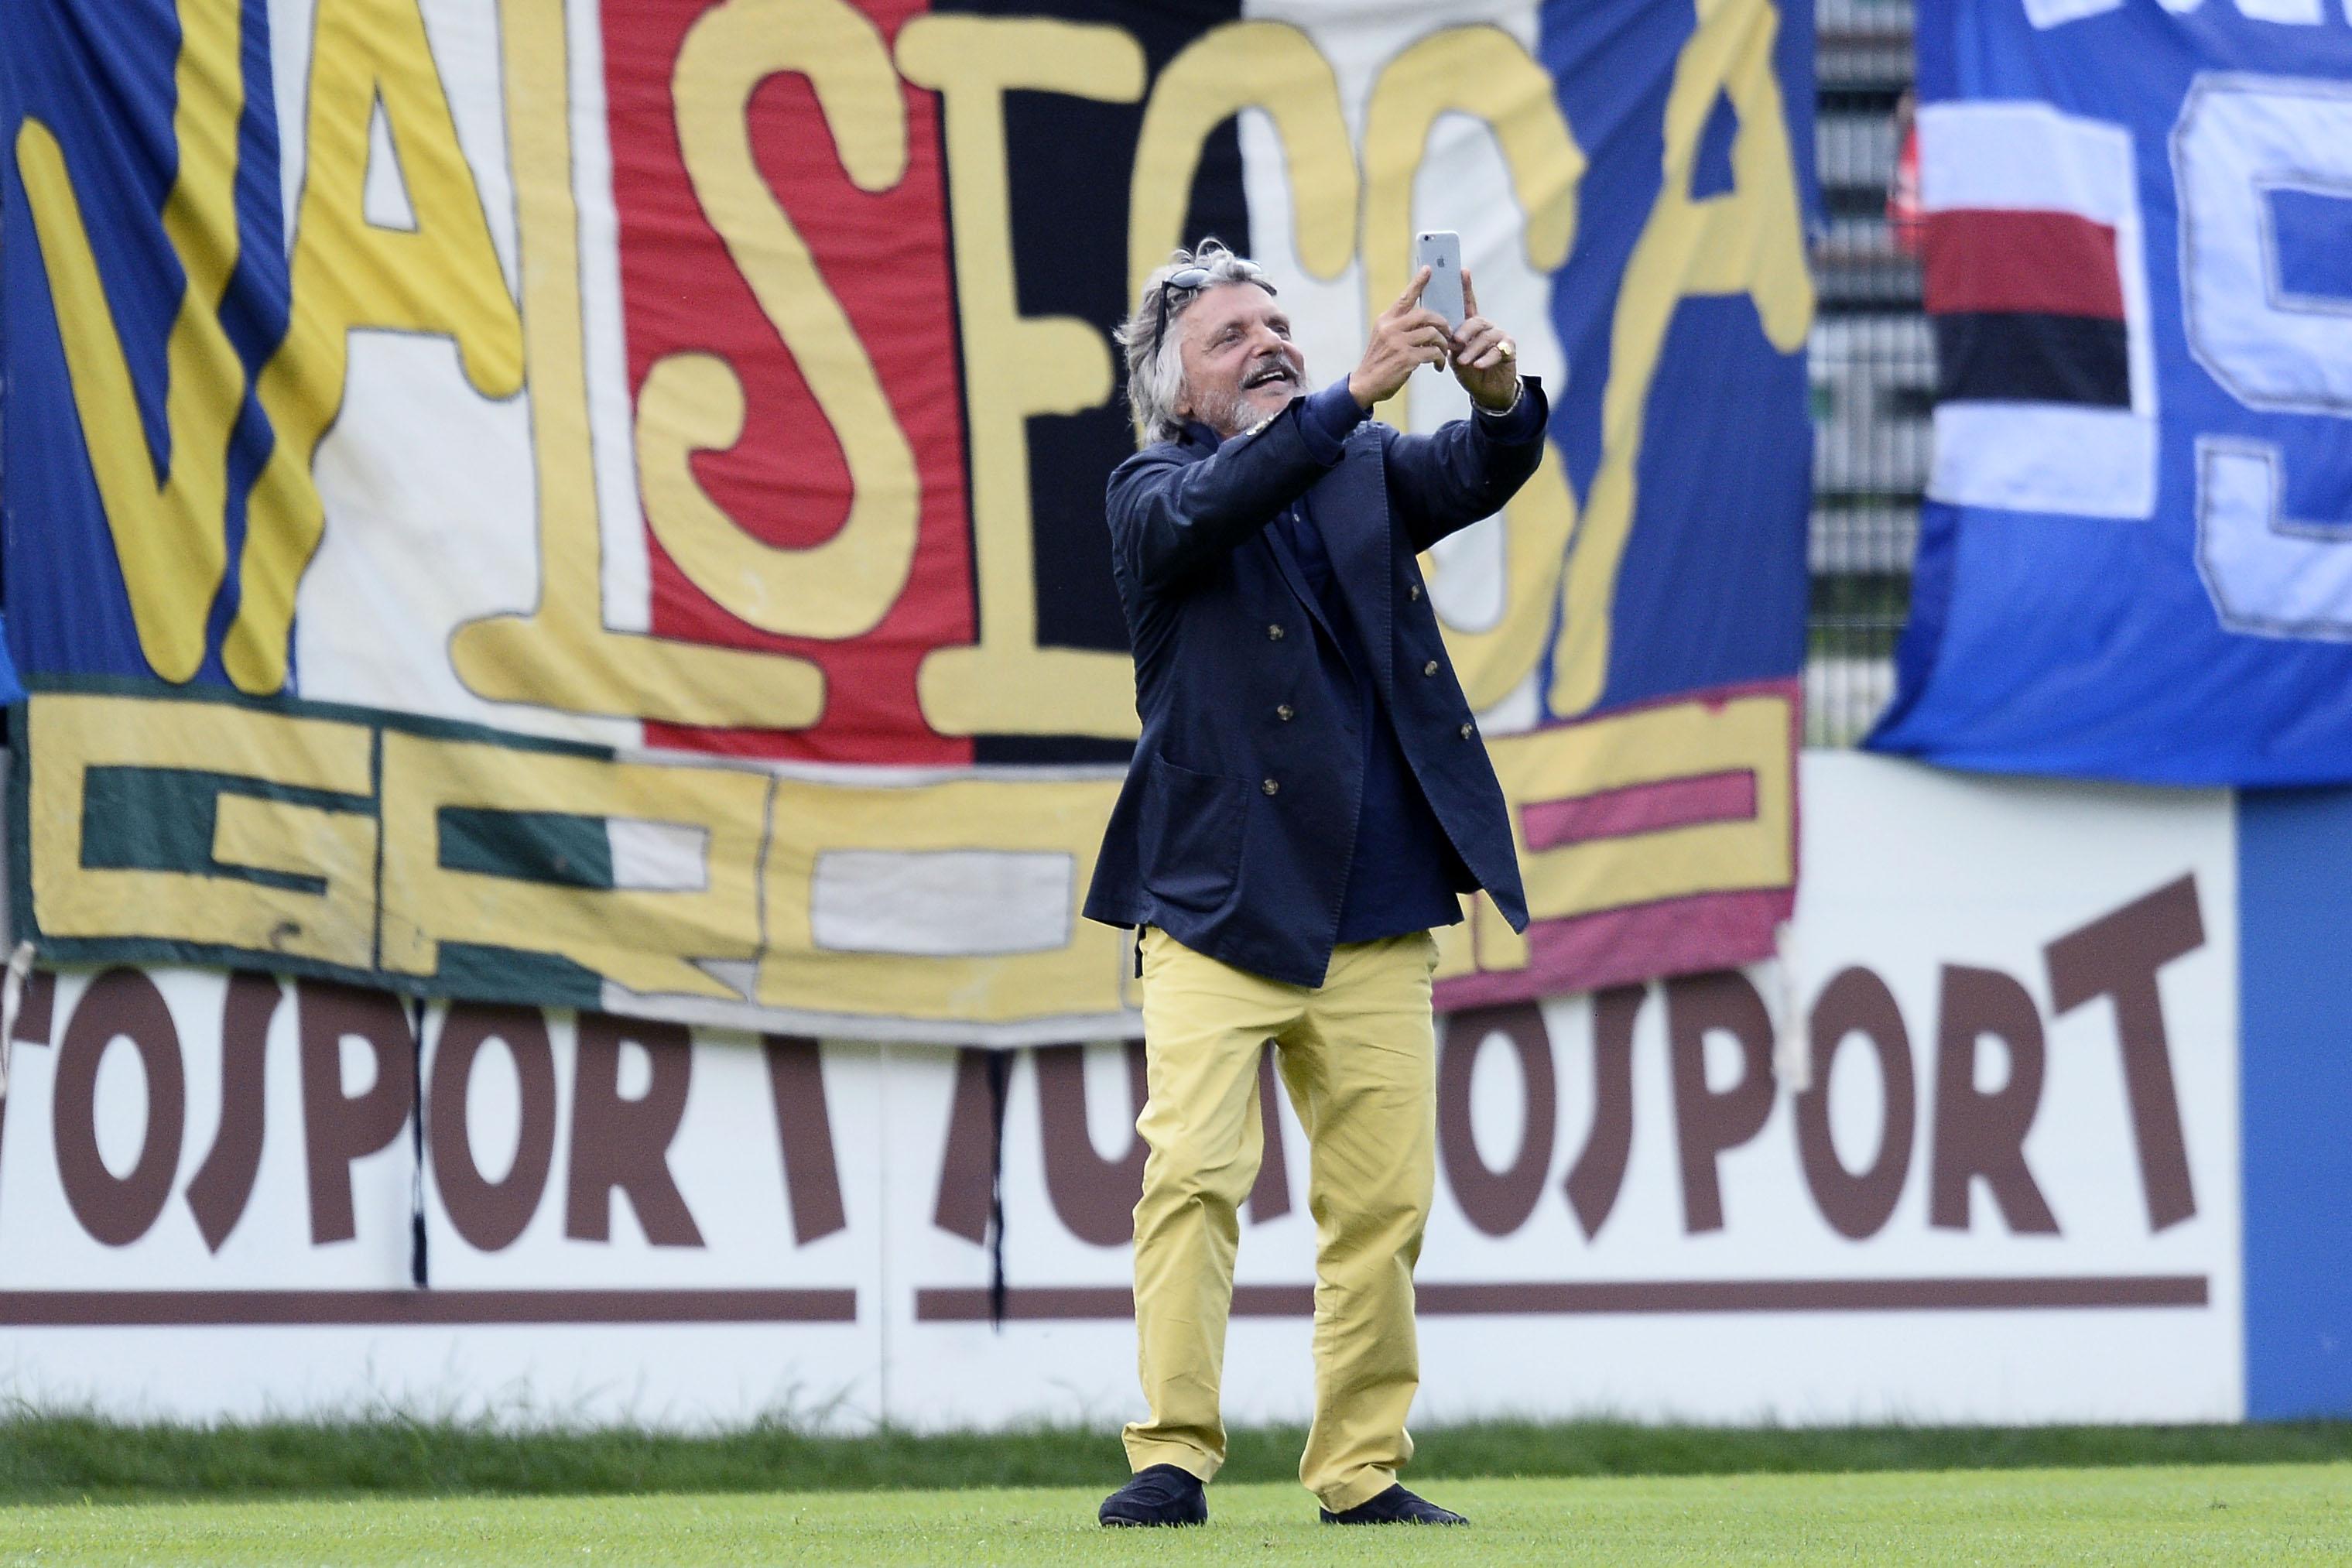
[1241, 354, 1298, 389]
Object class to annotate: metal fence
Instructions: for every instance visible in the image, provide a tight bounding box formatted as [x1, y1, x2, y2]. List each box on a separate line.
[1809, 0, 1923, 746]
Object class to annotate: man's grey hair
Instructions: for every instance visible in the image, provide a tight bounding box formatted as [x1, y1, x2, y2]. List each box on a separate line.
[1116, 238, 1275, 448]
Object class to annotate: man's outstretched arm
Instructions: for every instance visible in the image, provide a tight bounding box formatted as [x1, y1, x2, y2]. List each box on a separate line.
[1106, 406, 1340, 597]
[1379, 378, 1549, 554]
[1382, 267, 1550, 552]
[1109, 269, 1456, 596]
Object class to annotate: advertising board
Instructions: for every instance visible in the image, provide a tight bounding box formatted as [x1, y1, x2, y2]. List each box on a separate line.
[0, 755, 2248, 1427]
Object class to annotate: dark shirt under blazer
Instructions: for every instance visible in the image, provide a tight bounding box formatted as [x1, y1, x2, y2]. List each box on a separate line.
[1084, 380, 1547, 988]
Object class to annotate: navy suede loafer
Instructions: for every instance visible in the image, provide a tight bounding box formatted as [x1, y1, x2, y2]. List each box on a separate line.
[1320, 1484, 1467, 1525]
[1099, 1464, 1208, 1527]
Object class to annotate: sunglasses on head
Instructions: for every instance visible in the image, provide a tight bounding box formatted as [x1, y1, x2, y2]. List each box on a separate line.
[1151, 260, 1263, 351]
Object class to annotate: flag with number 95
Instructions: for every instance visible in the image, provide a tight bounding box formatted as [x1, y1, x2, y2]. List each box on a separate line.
[1871, 0, 2352, 786]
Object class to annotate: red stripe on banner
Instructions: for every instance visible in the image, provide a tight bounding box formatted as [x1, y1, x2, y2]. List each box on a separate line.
[1522, 771, 1757, 851]
[1433, 677, 1802, 1010]
[1923, 209, 2124, 320]
[1436, 888, 1789, 1012]
[604, 0, 973, 764]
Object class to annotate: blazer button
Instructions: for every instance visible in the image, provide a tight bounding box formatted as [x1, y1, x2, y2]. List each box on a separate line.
[1276, 704, 1295, 721]
[1422, 659, 1440, 676]
[1408, 583, 1422, 601]
[1262, 778, 1280, 796]
[1268, 623, 1286, 641]
[1460, 722, 1475, 739]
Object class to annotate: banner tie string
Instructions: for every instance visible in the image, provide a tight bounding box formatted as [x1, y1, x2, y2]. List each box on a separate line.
[985, 1049, 1013, 1330]
[408, 997, 429, 1289]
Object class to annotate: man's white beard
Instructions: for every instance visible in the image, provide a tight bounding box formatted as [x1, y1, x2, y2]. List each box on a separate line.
[1191, 377, 1292, 439]
[1190, 383, 1250, 438]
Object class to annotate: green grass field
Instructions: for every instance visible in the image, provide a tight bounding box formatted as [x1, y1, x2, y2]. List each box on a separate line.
[3, 1419, 2347, 1564]
[9, 1414, 2352, 1501]
[4, 1465, 2347, 1566]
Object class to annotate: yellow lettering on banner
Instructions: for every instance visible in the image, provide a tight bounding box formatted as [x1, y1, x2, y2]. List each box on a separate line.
[1474, 693, 1794, 970]
[638, 0, 920, 641]
[1548, 0, 1812, 717]
[758, 775, 1125, 1022]
[1128, 20, 1357, 313]
[450, 0, 826, 728]
[1361, 29, 1580, 306]
[1360, 26, 1586, 710]
[26, 695, 377, 967]
[377, 733, 768, 998]
[897, 18, 1145, 739]
[12, 0, 248, 684]
[224, 0, 526, 694]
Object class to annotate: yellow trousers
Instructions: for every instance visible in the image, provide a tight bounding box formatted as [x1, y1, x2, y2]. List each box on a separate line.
[1122, 925, 1440, 1512]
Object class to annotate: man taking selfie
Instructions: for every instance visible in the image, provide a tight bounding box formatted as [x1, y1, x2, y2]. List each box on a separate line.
[1084, 239, 1543, 1528]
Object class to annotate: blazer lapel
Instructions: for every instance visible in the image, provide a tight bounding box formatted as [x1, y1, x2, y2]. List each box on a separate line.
[1262, 513, 1338, 645]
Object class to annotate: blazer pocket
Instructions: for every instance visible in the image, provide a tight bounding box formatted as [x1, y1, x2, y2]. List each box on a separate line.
[1139, 755, 1248, 915]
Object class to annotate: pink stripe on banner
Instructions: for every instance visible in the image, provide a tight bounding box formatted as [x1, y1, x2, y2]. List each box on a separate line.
[1435, 888, 1789, 1012]
[1521, 770, 1758, 851]
[1430, 676, 1802, 1010]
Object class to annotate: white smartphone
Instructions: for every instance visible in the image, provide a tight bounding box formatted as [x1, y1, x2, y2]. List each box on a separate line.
[1413, 230, 1466, 330]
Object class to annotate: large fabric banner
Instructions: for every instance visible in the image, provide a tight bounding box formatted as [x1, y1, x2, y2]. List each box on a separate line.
[1871, 2, 2352, 785]
[2, 0, 1815, 1042]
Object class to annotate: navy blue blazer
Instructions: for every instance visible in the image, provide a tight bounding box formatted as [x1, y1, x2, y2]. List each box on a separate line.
[1083, 382, 1546, 987]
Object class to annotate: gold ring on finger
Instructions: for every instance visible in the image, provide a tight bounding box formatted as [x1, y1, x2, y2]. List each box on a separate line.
[1498, 338, 1517, 360]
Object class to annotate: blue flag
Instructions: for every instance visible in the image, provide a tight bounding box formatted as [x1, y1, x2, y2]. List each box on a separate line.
[1871, 2, 2352, 786]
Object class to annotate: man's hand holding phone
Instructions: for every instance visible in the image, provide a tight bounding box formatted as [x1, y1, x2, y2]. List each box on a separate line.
[1448, 269, 1521, 412]
[1348, 267, 1453, 409]
[1350, 252, 1521, 413]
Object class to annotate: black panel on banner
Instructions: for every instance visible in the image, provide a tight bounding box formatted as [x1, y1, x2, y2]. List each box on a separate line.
[1932, 313, 2131, 409]
[938, 0, 1251, 765]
